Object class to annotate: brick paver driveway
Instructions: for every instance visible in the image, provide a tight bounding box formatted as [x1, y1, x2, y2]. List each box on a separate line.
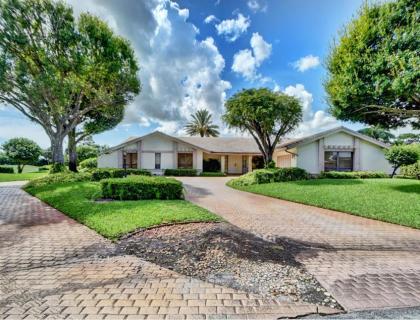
[179, 177, 420, 312]
[0, 182, 330, 319]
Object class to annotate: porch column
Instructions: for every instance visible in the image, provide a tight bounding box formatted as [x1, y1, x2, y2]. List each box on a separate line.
[137, 141, 142, 169]
[196, 150, 203, 172]
[353, 138, 361, 171]
[247, 155, 253, 172]
[318, 138, 324, 173]
[117, 149, 123, 168]
[221, 155, 226, 173]
[173, 142, 178, 169]
[192, 150, 197, 169]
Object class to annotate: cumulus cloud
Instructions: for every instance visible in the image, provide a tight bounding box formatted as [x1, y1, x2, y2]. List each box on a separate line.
[204, 14, 217, 24]
[215, 13, 250, 42]
[293, 54, 320, 72]
[232, 32, 271, 81]
[283, 84, 338, 136]
[66, 0, 231, 135]
[247, 0, 267, 13]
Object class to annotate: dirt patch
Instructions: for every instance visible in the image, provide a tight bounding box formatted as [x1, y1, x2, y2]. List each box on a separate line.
[117, 222, 342, 309]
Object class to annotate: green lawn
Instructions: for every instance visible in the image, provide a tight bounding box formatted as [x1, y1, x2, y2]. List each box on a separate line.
[25, 181, 221, 239]
[1, 164, 41, 173]
[0, 171, 48, 182]
[230, 179, 420, 229]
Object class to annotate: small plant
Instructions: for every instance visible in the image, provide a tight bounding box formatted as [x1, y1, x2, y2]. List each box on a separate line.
[228, 167, 308, 187]
[264, 160, 276, 169]
[79, 157, 97, 170]
[200, 171, 226, 177]
[91, 168, 151, 181]
[101, 176, 183, 200]
[0, 166, 14, 173]
[26, 172, 92, 187]
[385, 145, 419, 178]
[49, 163, 67, 174]
[164, 168, 197, 176]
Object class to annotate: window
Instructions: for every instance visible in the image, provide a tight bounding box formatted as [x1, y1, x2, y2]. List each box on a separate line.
[123, 153, 138, 169]
[178, 153, 193, 169]
[324, 151, 353, 171]
[155, 153, 161, 169]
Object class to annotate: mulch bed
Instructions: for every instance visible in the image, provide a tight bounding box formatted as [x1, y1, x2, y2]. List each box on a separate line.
[117, 222, 341, 309]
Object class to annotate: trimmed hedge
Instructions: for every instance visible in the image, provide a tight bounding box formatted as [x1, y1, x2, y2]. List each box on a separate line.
[91, 168, 151, 181]
[164, 168, 197, 176]
[101, 176, 183, 200]
[400, 161, 420, 179]
[228, 167, 309, 187]
[26, 172, 92, 187]
[79, 157, 98, 170]
[0, 166, 14, 173]
[200, 171, 226, 177]
[319, 171, 389, 179]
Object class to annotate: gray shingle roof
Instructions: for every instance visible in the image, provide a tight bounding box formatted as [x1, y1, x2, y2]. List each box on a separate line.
[178, 136, 261, 153]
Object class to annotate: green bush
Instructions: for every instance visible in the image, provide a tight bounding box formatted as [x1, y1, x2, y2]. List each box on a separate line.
[400, 161, 420, 178]
[319, 171, 389, 179]
[101, 176, 183, 200]
[228, 167, 308, 187]
[0, 166, 14, 173]
[26, 172, 92, 187]
[79, 157, 97, 170]
[164, 168, 197, 176]
[91, 168, 151, 181]
[38, 166, 50, 172]
[200, 171, 226, 177]
[49, 163, 67, 173]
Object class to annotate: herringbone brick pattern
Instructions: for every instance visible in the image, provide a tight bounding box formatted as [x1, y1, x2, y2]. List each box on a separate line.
[179, 177, 420, 311]
[0, 183, 327, 319]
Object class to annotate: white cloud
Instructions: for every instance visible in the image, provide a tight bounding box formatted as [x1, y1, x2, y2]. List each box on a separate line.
[215, 13, 250, 42]
[204, 15, 217, 24]
[66, 0, 231, 135]
[232, 32, 271, 81]
[283, 84, 338, 136]
[247, 0, 267, 13]
[293, 55, 320, 72]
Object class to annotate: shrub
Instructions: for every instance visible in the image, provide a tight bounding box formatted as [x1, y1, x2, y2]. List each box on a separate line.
[200, 171, 226, 177]
[38, 166, 50, 172]
[79, 157, 97, 170]
[385, 145, 419, 177]
[319, 171, 389, 179]
[228, 167, 308, 187]
[164, 168, 197, 176]
[91, 168, 151, 181]
[101, 176, 183, 200]
[26, 172, 92, 187]
[264, 160, 276, 169]
[49, 163, 67, 173]
[0, 166, 14, 173]
[400, 161, 420, 179]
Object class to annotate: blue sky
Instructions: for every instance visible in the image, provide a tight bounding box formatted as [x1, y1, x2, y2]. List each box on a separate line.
[0, 0, 410, 148]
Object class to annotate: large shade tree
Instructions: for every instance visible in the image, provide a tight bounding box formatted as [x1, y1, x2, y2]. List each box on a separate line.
[185, 109, 220, 137]
[223, 88, 302, 165]
[0, 0, 140, 168]
[325, 0, 419, 129]
[358, 126, 395, 143]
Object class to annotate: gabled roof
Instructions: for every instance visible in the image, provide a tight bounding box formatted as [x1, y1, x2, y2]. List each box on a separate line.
[178, 136, 260, 154]
[276, 126, 390, 149]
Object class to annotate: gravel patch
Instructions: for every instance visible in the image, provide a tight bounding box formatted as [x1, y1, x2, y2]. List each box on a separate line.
[117, 222, 342, 309]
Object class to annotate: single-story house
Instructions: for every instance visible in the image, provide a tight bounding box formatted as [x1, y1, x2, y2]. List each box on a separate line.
[98, 126, 393, 175]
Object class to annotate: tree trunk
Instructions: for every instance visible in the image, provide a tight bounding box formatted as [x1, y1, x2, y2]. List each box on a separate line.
[68, 128, 78, 172]
[391, 166, 398, 178]
[17, 164, 24, 173]
[51, 136, 65, 164]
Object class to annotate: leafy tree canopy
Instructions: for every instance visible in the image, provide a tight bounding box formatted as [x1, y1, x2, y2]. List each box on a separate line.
[2, 137, 42, 173]
[185, 109, 220, 137]
[0, 0, 140, 164]
[223, 88, 302, 164]
[358, 126, 395, 143]
[395, 133, 420, 145]
[385, 144, 419, 177]
[325, 0, 419, 128]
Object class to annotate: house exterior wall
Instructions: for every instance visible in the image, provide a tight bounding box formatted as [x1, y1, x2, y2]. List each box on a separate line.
[97, 151, 119, 168]
[324, 132, 353, 146]
[296, 142, 319, 174]
[227, 154, 243, 174]
[359, 140, 393, 173]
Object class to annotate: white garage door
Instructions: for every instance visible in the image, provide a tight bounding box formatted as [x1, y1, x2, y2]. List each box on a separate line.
[277, 154, 292, 168]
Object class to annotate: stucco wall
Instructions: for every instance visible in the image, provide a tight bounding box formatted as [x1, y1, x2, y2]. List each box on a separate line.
[142, 134, 173, 151]
[296, 142, 319, 174]
[324, 132, 353, 146]
[98, 152, 119, 168]
[273, 148, 298, 168]
[359, 140, 392, 173]
[161, 152, 174, 169]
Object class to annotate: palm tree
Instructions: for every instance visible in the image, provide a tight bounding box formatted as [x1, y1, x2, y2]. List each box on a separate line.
[185, 109, 220, 137]
[358, 125, 395, 143]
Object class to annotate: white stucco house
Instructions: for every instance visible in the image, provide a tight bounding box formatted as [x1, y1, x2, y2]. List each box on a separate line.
[98, 126, 393, 175]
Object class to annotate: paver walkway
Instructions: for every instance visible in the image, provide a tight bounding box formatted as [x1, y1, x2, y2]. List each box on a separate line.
[0, 182, 330, 319]
[178, 177, 420, 312]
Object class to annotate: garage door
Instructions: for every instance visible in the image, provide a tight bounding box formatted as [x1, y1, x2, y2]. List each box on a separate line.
[277, 154, 292, 168]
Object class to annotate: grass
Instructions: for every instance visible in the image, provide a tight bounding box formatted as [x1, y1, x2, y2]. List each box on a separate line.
[1, 164, 41, 173]
[25, 181, 221, 239]
[230, 178, 420, 229]
[0, 171, 48, 182]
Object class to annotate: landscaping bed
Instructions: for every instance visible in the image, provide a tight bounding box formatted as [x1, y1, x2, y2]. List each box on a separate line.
[118, 221, 342, 309]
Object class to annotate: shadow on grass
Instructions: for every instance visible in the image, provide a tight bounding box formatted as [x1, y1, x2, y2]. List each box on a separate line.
[390, 183, 420, 194]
